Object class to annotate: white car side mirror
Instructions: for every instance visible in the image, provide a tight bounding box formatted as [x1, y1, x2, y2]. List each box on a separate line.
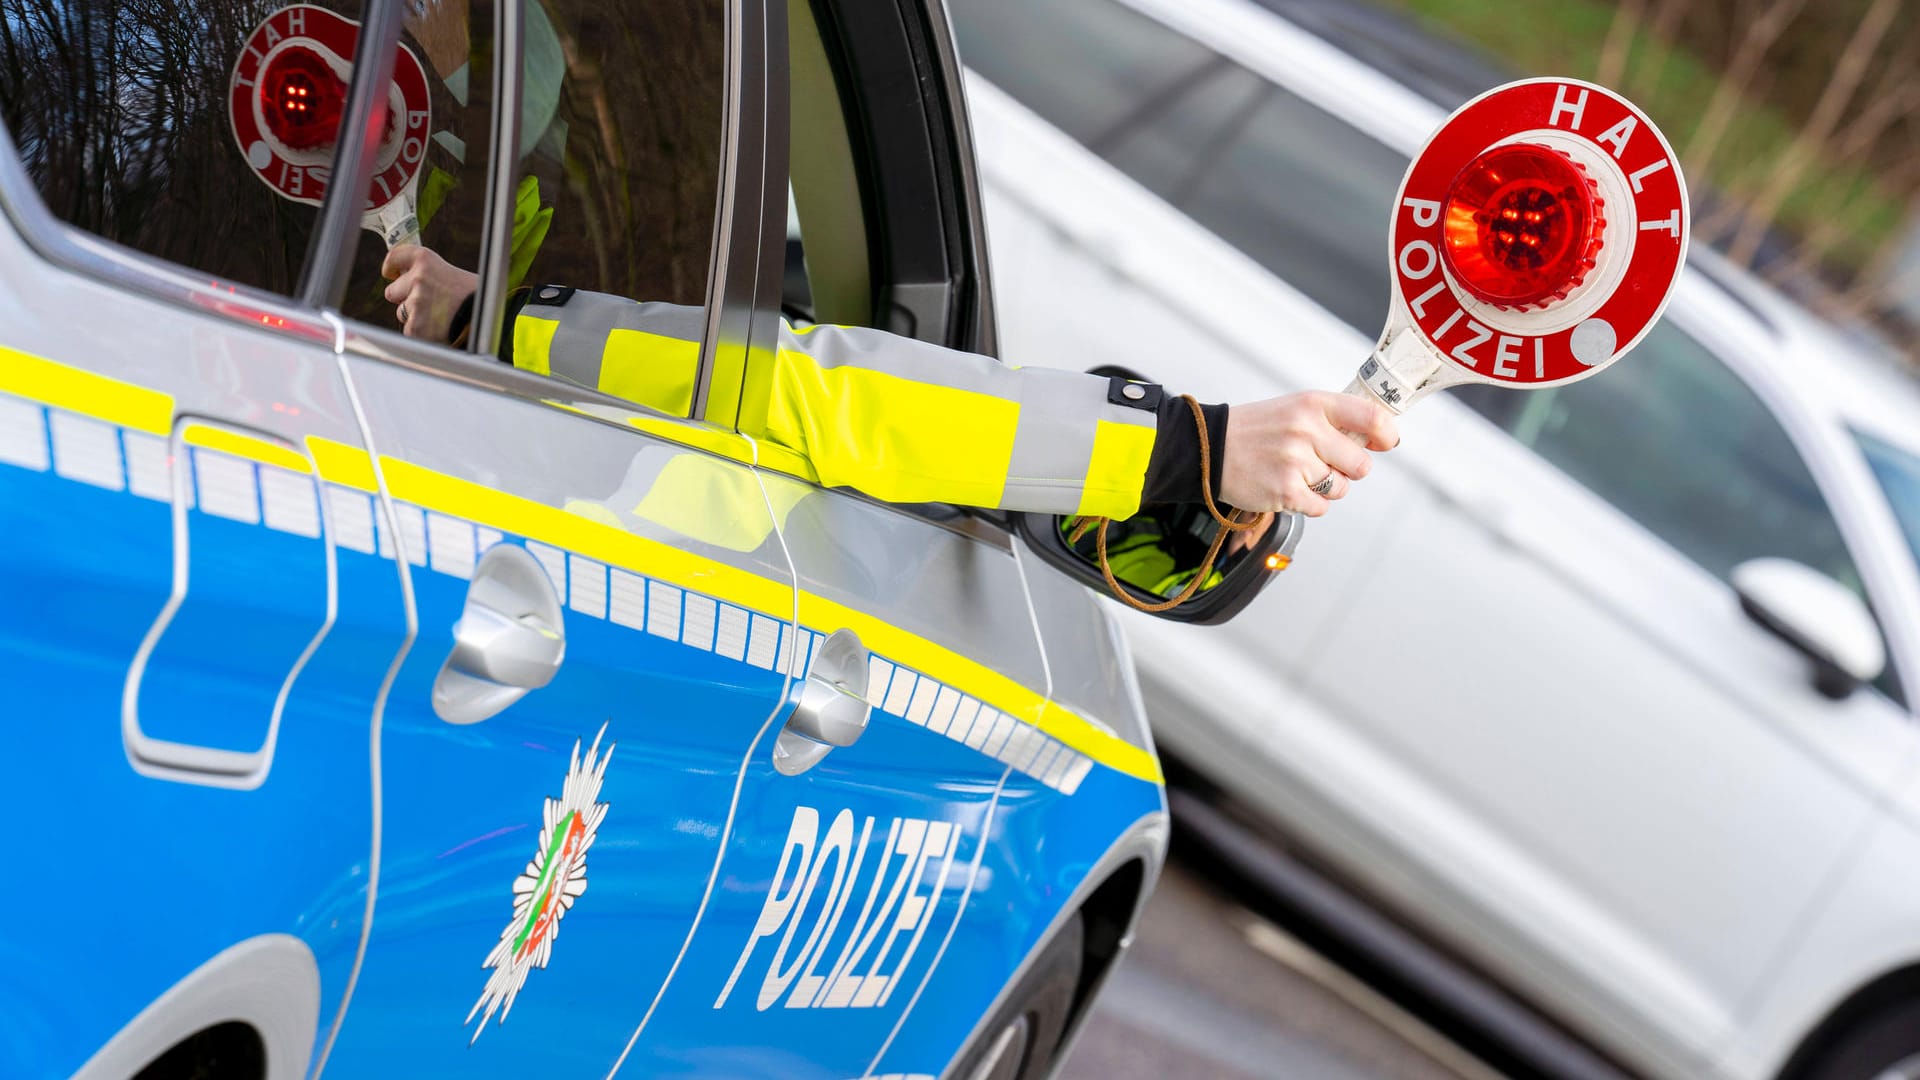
[1732, 558, 1886, 699]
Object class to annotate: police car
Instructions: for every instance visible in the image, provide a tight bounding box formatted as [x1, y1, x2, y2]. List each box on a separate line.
[956, 0, 1920, 1077]
[0, 0, 1193, 1076]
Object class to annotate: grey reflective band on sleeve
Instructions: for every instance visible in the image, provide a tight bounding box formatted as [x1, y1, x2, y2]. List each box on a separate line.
[1004, 366, 1134, 514]
[520, 290, 706, 391]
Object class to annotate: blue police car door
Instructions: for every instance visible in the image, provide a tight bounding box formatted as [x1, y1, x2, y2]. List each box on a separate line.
[315, 0, 807, 1072]
[627, 478, 1083, 1079]
[0, 7, 413, 1064]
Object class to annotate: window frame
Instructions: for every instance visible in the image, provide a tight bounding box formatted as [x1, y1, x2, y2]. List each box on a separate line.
[323, 0, 775, 439]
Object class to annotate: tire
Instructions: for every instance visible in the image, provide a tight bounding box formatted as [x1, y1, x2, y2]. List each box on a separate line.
[949, 913, 1085, 1080]
[1797, 999, 1920, 1080]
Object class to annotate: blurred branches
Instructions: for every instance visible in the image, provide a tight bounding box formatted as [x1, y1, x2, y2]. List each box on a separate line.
[1391, 0, 1920, 357]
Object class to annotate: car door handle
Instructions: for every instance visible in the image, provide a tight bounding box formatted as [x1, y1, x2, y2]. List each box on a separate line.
[773, 628, 871, 776]
[433, 544, 566, 724]
[447, 604, 564, 688]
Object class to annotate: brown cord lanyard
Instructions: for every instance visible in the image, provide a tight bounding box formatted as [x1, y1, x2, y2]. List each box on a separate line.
[1075, 395, 1262, 613]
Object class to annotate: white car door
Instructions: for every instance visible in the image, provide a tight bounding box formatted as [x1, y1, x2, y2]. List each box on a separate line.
[1295, 301, 1920, 1068]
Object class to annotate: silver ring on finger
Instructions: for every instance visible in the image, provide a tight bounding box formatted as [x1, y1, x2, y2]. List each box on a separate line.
[1310, 471, 1337, 497]
[397, 303, 410, 325]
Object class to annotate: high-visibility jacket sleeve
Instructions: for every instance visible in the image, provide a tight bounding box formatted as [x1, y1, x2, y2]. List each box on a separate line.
[507, 288, 1162, 518]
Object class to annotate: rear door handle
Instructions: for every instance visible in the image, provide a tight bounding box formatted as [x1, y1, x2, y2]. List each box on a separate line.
[772, 628, 871, 775]
[433, 544, 566, 724]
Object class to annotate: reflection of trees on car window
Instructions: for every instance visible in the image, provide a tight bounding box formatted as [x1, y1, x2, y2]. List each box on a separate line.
[513, 0, 723, 308]
[0, 0, 357, 294]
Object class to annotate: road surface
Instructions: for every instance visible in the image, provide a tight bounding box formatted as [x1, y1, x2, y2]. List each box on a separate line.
[1060, 859, 1503, 1080]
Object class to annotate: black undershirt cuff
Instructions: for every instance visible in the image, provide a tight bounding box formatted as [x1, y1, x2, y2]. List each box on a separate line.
[1140, 397, 1229, 506]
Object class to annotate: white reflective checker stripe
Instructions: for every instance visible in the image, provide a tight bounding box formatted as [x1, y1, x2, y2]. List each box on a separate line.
[427, 512, 476, 578]
[609, 569, 647, 630]
[996, 726, 1038, 769]
[326, 488, 376, 553]
[747, 614, 780, 670]
[779, 626, 810, 668]
[882, 668, 918, 716]
[966, 708, 1001, 750]
[949, 697, 983, 743]
[569, 554, 608, 618]
[866, 657, 894, 706]
[0, 398, 48, 470]
[647, 582, 683, 641]
[926, 686, 962, 735]
[982, 713, 1018, 756]
[193, 449, 258, 522]
[905, 678, 940, 726]
[260, 468, 321, 538]
[1043, 748, 1078, 789]
[123, 432, 170, 500]
[24, 403, 1120, 797]
[51, 413, 124, 490]
[526, 541, 567, 591]
[1027, 739, 1062, 779]
[1015, 732, 1052, 772]
[681, 593, 717, 651]
[715, 604, 750, 660]
[1060, 754, 1094, 795]
[391, 503, 427, 566]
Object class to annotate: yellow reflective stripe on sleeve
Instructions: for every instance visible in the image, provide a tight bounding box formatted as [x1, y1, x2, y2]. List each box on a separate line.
[0, 345, 172, 435]
[513, 315, 559, 377]
[601, 328, 698, 418]
[183, 425, 310, 473]
[1074, 418, 1157, 518]
[765, 348, 1019, 507]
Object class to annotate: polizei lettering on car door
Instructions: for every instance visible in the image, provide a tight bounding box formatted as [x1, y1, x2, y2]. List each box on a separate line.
[715, 805, 963, 1011]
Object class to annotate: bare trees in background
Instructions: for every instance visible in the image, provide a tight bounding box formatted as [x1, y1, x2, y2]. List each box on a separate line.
[1601, 0, 1920, 350]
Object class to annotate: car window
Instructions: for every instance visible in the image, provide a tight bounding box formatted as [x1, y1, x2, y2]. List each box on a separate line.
[949, 0, 1215, 145]
[336, 0, 723, 363]
[1856, 430, 1920, 585]
[501, 0, 722, 309]
[1495, 321, 1862, 593]
[335, 0, 499, 333]
[0, 0, 372, 296]
[1130, 74, 1405, 336]
[949, 0, 1404, 338]
[1475, 324, 1901, 701]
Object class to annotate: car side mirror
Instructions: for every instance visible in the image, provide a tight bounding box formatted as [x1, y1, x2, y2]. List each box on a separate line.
[1732, 558, 1886, 699]
[1013, 504, 1304, 625]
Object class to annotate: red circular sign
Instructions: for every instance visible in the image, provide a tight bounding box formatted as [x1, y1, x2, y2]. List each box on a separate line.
[228, 5, 430, 213]
[1389, 79, 1687, 387]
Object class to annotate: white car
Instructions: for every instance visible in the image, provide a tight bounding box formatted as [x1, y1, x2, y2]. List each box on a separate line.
[951, 0, 1920, 1077]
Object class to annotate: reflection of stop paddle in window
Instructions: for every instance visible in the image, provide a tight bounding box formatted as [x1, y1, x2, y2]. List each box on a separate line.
[227, 4, 432, 249]
[1344, 78, 1689, 418]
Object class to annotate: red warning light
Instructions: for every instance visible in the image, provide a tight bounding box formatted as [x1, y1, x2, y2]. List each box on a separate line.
[1440, 143, 1604, 310]
[258, 46, 346, 151]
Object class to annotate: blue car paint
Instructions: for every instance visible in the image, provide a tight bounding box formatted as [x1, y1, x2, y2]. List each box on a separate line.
[0, 409, 407, 1079]
[0, 398, 1164, 1079]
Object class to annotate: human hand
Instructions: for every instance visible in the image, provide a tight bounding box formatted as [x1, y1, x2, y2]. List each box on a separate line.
[1219, 391, 1399, 517]
[382, 244, 478, 342]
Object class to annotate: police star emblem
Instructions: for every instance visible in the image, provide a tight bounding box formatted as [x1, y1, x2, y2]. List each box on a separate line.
[466, 724, 615, 1041]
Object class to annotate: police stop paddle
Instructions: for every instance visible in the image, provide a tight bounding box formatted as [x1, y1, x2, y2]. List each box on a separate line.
[228, 4, 432, 250]
[1346, 79, 1688, 415]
